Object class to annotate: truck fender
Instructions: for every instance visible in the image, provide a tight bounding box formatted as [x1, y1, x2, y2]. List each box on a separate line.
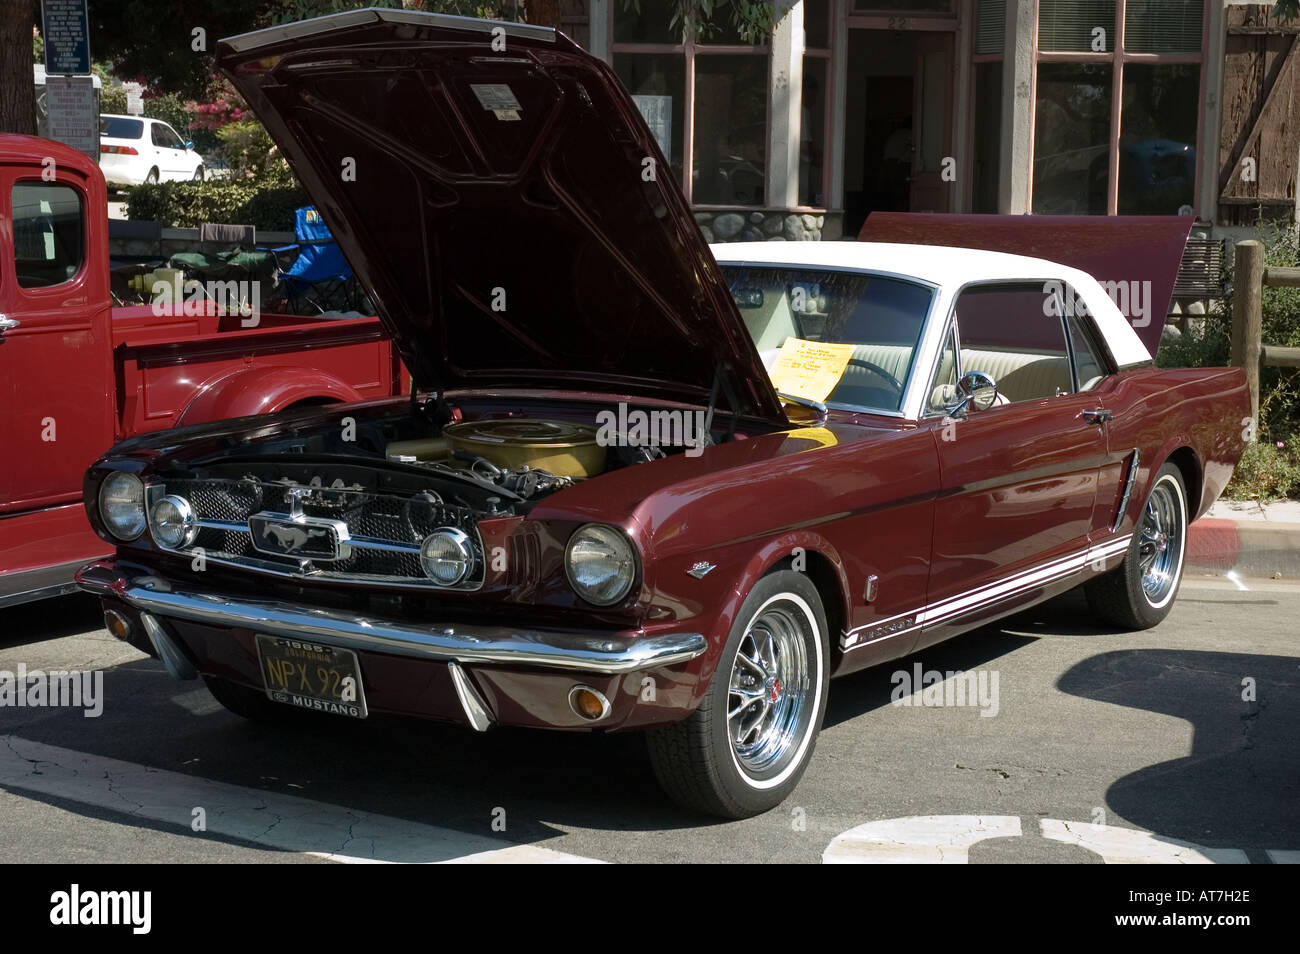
[176, 366, 363, 426]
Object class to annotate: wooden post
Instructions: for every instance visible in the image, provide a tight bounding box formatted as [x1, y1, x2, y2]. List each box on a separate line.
[1231, 239, 1264, 440]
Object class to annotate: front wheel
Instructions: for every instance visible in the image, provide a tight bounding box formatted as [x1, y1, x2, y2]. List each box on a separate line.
[1085, 462, 1189, 629]
[647, 569, 830, 818]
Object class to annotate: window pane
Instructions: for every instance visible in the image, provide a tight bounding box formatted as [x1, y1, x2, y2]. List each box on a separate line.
[804, 0, 830, 49]
[1038, 0, 1115, 53]
[692, 56, 768, 206]
[926, 326, 958, 415]
[975, 0, 1004, 54]
[1118, 65, 1199, 215]
[613, 54, 685, 185]
[613, 4, 678, 44]
[1033, 63, 1112, 215]
[1066, 311, 1108, 391]
[12, 182, 84, 288]
[972, 61, 1003, 213]
[1124, 0, 1202, 54]
[800, 57, 827, 207]
[955, 285, 1071, 403]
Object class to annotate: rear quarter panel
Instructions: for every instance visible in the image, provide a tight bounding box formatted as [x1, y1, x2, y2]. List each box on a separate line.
[1101, 365, 1249, 528]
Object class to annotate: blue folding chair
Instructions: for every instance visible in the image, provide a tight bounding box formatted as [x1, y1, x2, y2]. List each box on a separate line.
[274, 206, 360, 313]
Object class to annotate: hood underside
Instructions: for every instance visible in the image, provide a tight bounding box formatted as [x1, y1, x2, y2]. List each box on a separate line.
[217, 8, 785, 425]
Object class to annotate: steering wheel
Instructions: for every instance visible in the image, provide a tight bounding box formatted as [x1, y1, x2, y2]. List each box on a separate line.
[846, 358, 904, 399]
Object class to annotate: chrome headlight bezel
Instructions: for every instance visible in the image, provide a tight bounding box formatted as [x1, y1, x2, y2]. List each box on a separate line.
[97, 472, 147, 542]
[420, 526, 475, 586]
[149, 494, 199, 550]
[564, 523, 639, 607]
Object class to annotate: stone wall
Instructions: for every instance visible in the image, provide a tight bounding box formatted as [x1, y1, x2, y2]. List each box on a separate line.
[693, 209, 845, 244]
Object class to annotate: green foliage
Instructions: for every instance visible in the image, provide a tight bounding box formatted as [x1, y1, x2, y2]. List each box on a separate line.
[621, 0, 781, 43]
[32, 24, 42, 63]
[124, 178, 308, 232]
[1225, 440, 1300, 502]
[213, 120, 295, 183]
[1276, 1, 1300, 22]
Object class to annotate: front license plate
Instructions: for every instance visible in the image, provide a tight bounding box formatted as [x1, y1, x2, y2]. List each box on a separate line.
[255, 635, 368, 719]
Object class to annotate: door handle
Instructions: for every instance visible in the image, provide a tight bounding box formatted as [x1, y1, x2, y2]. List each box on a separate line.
[1080, 408, 1112, 425]
[0, 315, 19, 335]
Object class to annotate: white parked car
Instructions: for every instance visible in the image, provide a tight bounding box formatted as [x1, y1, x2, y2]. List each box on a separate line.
[98, 115, 207, 186]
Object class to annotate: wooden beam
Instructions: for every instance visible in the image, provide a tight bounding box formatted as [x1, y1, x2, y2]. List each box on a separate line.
[1263, 345, 1300, 367]
[1265, 265, 1300, 286]
[1232, 240, 1265, 438]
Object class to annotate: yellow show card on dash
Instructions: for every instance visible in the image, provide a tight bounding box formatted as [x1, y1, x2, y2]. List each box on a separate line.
[767, 337, 855, 403]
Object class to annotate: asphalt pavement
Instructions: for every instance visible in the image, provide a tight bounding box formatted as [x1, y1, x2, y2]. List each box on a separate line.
[0, 578, 1295, 864]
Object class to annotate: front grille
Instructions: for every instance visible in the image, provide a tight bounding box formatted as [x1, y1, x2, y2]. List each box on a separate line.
[150, 477, 483, 589]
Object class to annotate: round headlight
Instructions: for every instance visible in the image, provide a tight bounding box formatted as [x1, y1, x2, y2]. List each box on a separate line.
[420, 527, 473, 586]
[98, 472, 146, 541]
[149, 494, 198, 549]
[565, 524, 637, 606]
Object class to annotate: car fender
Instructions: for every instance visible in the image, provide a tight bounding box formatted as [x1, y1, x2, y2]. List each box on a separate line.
[176, 365, 361, 426]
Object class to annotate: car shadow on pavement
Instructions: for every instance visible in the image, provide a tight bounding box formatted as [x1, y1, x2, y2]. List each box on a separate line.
[0, 652, 722, 849]
[1057, 648, 1300, 854]
[0, 594, 104, 649]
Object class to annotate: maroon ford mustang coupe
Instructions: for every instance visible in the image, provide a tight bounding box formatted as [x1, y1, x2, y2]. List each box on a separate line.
[76, 9, 1249, 818]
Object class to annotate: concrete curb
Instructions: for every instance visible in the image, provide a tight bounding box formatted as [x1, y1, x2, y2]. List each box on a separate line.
[1187, 516, 1300, 580]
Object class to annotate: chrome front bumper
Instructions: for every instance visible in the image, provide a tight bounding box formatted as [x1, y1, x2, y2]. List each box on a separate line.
[75, 561, 707, 676]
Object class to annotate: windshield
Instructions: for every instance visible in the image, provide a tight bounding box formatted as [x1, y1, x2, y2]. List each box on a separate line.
[720, 265, 934, 414]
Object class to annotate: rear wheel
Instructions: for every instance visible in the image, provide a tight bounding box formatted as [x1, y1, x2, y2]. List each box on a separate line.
[1085, 462, 1188, 629]
[192, 165, 205, 181]
[647, 570, 830, 818]
[144, 167, 159, 184]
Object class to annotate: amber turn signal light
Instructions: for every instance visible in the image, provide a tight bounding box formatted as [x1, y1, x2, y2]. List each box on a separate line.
[104, 609, 132, 641]
[568, 685, 611, 721]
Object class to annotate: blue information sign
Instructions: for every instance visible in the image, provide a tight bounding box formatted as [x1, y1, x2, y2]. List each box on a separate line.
[41, 0, 91, 76]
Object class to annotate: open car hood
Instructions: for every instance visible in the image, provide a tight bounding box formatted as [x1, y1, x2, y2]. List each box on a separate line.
[217, 9, 785, 424]
[860, 212, 1193, 357]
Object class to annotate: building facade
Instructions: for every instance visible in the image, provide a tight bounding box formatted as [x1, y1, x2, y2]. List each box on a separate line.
[561, 1, 1298, 244]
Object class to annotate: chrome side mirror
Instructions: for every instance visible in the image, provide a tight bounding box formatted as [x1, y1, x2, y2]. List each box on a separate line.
[948, 371, 999, 419]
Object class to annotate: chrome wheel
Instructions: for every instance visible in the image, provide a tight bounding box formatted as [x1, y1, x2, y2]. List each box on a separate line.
[728, 600, 811, 775]
[1137, 478, 1183, 605]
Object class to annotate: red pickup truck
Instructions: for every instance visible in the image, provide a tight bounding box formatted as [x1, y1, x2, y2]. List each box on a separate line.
[0, 134, 405, 607]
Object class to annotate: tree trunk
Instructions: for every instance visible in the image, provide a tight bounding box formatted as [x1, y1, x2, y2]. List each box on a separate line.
[0, 0, 37, 135]
[527, 0, 561, 29]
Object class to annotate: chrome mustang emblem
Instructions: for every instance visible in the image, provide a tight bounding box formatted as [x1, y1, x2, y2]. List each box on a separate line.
[248, 512, 350, 561]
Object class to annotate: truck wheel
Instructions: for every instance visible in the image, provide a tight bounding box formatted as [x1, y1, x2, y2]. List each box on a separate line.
[203, 675, 307, 724]
[1085, 462, 1188, 630]
[647, 570, 830, 818]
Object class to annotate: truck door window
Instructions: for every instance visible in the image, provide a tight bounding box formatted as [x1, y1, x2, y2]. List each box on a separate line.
[12, 182, 84, 288]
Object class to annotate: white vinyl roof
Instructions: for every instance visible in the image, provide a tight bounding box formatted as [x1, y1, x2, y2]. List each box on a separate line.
[711, 240, 1152, 370]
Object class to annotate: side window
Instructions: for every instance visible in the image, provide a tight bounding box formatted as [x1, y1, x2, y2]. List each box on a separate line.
[150, 122, 167, 147]
[953, 283, 1072, 404]
[925, 325, 958, 416]
[161, 124, 185, 149]
[1066, 311, 1109, 392]
[12, 182, 84, 289]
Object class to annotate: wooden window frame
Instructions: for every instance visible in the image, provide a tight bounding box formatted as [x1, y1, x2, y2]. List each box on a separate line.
[1030, 0, 1209, 216]
[608, 12, 771, 209]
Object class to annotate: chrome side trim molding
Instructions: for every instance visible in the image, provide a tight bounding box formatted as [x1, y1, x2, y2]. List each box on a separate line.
[1111, 449, 1141, 534]
[839, 534, 1134, 652]
[447, 661, 493, 731]
[75, 562, 706, 675]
